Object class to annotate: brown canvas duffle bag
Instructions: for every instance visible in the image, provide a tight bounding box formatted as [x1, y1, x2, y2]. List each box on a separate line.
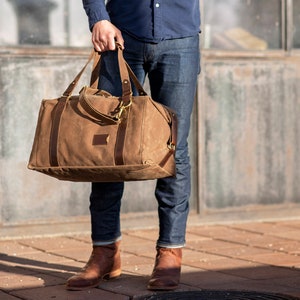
[28, 45, 177, 182]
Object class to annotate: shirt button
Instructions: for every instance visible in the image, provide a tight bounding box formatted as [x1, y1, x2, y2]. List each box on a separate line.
[155, 3, 160, 8]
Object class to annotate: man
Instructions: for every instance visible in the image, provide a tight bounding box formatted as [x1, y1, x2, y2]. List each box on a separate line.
[66, 0, 201, 291]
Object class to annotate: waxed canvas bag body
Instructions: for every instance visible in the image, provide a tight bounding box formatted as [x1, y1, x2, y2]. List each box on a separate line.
[27, 46, 177, 182]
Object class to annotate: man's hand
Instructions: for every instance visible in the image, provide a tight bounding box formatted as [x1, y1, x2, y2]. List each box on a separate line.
[92, 20, 124, 52]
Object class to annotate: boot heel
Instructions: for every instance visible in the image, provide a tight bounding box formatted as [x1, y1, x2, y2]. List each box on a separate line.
[103, 268, 121, 280]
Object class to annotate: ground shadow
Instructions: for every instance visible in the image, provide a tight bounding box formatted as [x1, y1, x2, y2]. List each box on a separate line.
[1, 253, 300, 300]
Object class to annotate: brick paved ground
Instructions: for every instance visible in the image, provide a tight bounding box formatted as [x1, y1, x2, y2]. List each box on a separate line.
[0, 218, 300, 299]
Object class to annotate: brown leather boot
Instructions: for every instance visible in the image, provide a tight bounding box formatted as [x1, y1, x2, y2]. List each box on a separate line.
[147, 246, 182, 291]
[66, 241, 121, 291]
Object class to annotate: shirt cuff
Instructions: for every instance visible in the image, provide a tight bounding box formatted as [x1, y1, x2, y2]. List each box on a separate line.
[84, 2, 111, 31]
[89, 11, 111, 30]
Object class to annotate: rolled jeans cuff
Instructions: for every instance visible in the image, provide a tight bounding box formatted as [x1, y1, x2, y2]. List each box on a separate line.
[157, 242, 185, 248]
[93, 236, 122, 246]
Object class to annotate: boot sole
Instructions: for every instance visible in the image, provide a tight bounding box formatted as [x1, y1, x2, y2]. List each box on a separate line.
[147, 284, 178, 291]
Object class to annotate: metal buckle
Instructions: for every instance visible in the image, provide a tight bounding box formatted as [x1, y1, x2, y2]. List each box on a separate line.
[113, 97, 132, 121]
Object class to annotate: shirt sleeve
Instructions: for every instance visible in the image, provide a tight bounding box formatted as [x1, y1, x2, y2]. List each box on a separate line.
[82, 0, 110, 31]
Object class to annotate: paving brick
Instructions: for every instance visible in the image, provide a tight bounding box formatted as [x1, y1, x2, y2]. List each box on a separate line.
[98, 273, 151, 298]
[0, 241, 38, 256]
[264, 275, 300, 289]
[123, 229, 158, 241]
[121, 236, 156, 258]
[0, 251, 75, 276]
[202, 244, 274, 258]
[70, 234, 91, 243]
[243, 235, 291, 249]
[219, 264, 300, 280]
[269, 230, 300, 241]
[24, 260, 85, 280]
[181, 268, 248, 288]
[0, 251, 81, 283]
[11, 285, 129, 300]
[0, 273, 65, 291]
[186, 225, 226, 237]
[278, 220, 300, 229]
[97, 273, 200, 298]
[47, 247, 91, 262]
[210, 279, 300, 297]
[186, 238, 237, 251]
[229, 222, 285, 234]
[184, 256, 265, 273]
[121, 253, 154, 275]
[0, 264, 37, 277]
[2, 219, 300, 299]
[244, 252, 300, 267]
[19, 236, 89, 252]
[186, 232, 212, 242]
[0, 290, 21, 300]
[288, 290, 300, 299]
[230, 221, 300, 241]
[259, 240, 300, 255]
[183, 248, 228, 264]
[125, 228, 210, 244]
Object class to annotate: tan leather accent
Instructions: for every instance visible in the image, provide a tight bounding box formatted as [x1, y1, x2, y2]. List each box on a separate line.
[114, 108, 130, 165]
[93, 134, 109, 146]
[159, 109, 178, 168]
[49, 97, 66, 166]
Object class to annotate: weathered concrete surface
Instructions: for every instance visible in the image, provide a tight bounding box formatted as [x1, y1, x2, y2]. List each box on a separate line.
[0, 55, 91, 225]
[200, 55, 300, 209]
[1, 51, 300, 226]
[0, 53, 197, 226]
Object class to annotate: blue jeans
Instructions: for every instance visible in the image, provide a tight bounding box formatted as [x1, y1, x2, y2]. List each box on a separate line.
[90, 33, 200, 248]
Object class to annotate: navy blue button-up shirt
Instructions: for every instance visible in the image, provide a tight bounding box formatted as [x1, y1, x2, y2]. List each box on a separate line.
[82, 0, 200, 43]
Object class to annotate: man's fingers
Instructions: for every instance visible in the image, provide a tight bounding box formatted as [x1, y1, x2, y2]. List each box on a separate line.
[91, 20, 124, 52]
[107, 36, 117, 51]
[115, 32, 124, 49]
[93, 41, 101, 52]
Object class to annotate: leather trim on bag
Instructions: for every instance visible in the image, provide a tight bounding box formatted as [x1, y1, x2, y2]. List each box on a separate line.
[49, 97, 67, 166]
[93, 134, 110, 145]
[114, 108, 129, 165]
[159, 110, 178, 169]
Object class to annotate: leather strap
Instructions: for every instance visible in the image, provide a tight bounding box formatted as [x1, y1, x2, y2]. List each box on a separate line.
[114, 108, 129, 165]
[78, 45, 148, 123]
[125, 61, 147, 96]
[49, 96, 67, 166]
[62, 45, 147, 104]
[50, 51, 96, 166]
[62, 50, 95, 97]
[159, 108, 178, 168]
[79, 88, 119, 125]
[90, 52, 101, 88]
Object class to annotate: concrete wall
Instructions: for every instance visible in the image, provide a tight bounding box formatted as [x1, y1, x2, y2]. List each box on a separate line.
[1, 50, 300, 227]
[0, 51, 197, 226]
[199, 53, 300, 210]
[0, 54, 90, 225]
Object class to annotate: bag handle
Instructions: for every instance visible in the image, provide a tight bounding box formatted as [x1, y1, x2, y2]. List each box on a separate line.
[62, 43, 147, 99]
[62, 50, 97, 97]
[88, 43, 147, 97]
[78, 44, 149, 123]
[116, 42, 147, 97]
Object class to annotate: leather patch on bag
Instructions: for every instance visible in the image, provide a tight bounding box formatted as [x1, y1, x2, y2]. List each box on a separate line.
[93, 134, 109, 145]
